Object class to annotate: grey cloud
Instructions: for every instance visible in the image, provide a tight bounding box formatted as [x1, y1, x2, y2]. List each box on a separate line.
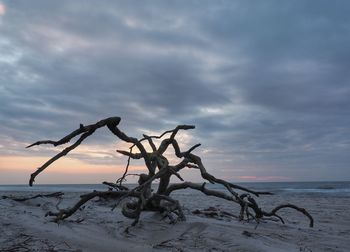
[0, 0, 349, 182]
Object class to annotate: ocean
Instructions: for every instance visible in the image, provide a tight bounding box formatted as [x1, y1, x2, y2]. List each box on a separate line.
[1, 181, 349, 196]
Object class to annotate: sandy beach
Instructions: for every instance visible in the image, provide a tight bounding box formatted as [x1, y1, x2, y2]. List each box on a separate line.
[1, 187, 349, 252]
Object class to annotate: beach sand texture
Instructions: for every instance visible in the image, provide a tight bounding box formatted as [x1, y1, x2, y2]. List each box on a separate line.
[1, 190, 349, 251]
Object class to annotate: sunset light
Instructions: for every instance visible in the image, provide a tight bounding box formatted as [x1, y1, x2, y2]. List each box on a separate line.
[1, 2, 349, 251]
[0, 155, 146, 184]
[0, 3, 5, 16]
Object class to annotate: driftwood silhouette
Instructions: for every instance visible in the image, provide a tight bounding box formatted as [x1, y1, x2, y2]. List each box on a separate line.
[2, 192, 64, 202]
[27, 117, 313, 227]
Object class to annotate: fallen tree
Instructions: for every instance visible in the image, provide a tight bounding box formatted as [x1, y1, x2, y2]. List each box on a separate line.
[26, 117, 313, 227]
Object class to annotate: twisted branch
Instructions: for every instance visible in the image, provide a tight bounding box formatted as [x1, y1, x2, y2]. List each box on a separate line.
[27, 117, 313, 228]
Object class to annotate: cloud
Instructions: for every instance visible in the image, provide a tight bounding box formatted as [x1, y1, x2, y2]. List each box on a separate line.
[0, 3, 5, 16]
[0, 0, 349, 183]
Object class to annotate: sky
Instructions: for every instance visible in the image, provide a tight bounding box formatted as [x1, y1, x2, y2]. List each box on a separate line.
[0, 0, 349, 185]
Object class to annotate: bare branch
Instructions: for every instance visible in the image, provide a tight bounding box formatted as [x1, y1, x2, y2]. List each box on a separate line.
[27, 117, 313, 228]
[143, 134, 157, 151]
[136, 125, 195, 147]
[262, 204, 314, 227]
[187, 153, 272, 196]
[116, 150, 143, 159]
[165, 182, 240, 204]
[107, 125, 153, 174]
[29, 130, 95, 186]
[27, 117, 121, 148]
[2, 192, 64, 201]
[116, 155, 131, 185]
[46, 190, 139, 222]
[102, 181, 129, 191]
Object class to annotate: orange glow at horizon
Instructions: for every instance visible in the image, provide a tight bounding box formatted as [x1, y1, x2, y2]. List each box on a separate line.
[0, 3, 6, 16]
[0, 156, 147, 184]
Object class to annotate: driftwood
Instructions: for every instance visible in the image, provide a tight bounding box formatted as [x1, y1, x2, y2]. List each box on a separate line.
[2, 192, 64, 202]
[26, 117, 314, 227]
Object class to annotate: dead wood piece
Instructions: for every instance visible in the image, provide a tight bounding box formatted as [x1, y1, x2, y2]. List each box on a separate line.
[27, 117, 314, 228]
[46, 190, 139, 222]
[102, 181, 129, 191]
[262, 204, 314, 227]
[2, 192, 64, 202]
[192, 207, 238, 219]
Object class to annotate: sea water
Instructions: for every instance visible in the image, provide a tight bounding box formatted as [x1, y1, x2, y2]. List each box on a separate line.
[1, 181, 349, 196]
